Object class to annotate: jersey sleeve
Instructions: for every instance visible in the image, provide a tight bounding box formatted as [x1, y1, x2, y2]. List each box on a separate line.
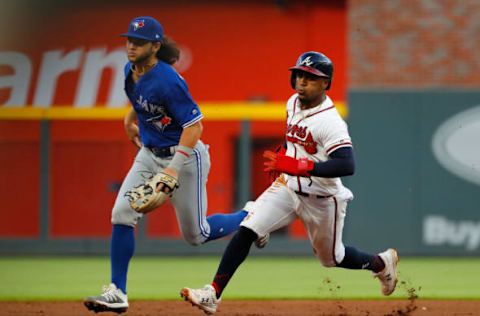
[320, 117, 353, 155]
[164, 77, 203, 128]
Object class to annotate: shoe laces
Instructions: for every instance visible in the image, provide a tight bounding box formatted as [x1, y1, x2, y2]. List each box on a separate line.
[197, 286, 216, 301]
[373, 260, 393, 286]
[101, 284, 120, 301]
[375, 271, 392, 282]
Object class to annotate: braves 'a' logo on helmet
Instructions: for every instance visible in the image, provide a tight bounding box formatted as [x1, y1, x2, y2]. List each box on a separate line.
[300, 56, 314, 67]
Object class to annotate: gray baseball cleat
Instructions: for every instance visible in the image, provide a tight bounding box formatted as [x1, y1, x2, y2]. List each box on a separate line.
[180, 284, 220, 315]
[84, 283, 128, 314]
[373, 248, 399, 296]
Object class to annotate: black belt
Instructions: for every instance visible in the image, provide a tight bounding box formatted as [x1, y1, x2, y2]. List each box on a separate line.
[149, 146, 177, 158]
[294, 190, 332, 199]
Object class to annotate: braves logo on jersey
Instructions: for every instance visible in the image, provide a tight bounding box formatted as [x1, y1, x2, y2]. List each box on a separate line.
[286, 123, 317, 154]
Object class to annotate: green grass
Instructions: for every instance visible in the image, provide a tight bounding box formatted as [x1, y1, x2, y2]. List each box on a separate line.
[0, 256, 478, 300]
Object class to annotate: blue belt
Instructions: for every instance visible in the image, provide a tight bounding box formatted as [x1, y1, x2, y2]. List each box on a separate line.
[148, 146, 177, 158]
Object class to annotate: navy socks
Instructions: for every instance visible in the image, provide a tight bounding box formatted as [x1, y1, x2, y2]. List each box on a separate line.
[110, 224, 135, 294]
[205, 210, 248, 242]
[211, 227, 258, 298]
[337, 246, 385, 272]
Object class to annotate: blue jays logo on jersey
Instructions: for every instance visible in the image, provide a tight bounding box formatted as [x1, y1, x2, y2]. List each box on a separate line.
[146, 114, 172, 132]
[136, 95, 163, 115]
[286, 123, 317, 154]
[136, 94, 173, 131]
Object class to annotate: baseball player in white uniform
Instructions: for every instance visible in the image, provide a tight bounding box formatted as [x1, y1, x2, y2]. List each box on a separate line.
[180, 51, 399, 315]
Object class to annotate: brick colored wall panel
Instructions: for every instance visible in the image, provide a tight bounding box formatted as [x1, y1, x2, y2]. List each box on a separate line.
[0, 122, 40, 237]
[349, 0, 480, 87]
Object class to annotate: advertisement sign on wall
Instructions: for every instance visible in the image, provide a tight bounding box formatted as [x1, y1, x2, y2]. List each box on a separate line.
[0, 2, 347, 108]
[347, 92, 480, 255]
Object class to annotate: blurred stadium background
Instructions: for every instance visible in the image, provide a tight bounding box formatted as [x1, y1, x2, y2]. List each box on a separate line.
[1, 0, 479, 260]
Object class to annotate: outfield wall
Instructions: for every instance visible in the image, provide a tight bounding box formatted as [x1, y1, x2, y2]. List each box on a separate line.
[345, 91, 480, 256]
[0, 1, 347, 254]
[2, 1, 480, 256]
[1, 92, 480, 256]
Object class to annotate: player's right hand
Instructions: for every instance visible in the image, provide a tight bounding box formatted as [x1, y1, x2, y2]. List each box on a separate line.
[125, 122, 142, 148]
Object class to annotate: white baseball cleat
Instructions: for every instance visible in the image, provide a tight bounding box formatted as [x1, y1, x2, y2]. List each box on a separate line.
[373, 248, 399, 296]
[84, 283, 129, 314]
[180, 284, 219, 315]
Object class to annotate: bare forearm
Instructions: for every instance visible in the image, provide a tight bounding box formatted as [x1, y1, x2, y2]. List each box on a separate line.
[124, 108, 137, 126]
[178, 121, 203, 148]
[124, 108, 141, 148]
[166, 121, 203, 173]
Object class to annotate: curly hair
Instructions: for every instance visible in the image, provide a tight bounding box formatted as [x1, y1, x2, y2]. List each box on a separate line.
[156, 36, 180, 65]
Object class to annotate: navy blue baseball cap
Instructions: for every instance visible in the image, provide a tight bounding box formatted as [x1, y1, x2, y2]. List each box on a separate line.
[121, 16, 164, 42]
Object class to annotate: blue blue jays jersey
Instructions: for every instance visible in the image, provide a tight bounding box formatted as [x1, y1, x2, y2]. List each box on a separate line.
[124, 61, 203, 148]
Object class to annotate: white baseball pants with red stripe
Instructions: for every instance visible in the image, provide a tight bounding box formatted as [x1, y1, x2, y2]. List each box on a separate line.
[242, 178, 354, 267]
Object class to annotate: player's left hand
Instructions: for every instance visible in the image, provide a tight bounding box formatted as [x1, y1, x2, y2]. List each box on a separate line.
[157, 167, 178, 193]
[125, 171, 179, 213]
[263, 150, 314, 177]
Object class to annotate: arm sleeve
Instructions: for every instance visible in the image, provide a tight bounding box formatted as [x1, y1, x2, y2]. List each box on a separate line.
[309, 146, 355, 178]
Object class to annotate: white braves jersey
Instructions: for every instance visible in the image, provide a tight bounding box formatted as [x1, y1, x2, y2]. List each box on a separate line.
[284, 93, 352, 196]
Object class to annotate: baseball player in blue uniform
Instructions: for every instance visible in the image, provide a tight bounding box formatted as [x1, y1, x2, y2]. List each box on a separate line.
[180, 52, 399, 315]
[83, 16, 258, 314]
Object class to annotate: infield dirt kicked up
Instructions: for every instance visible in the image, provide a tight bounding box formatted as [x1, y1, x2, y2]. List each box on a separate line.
[1, 299, 479, 316]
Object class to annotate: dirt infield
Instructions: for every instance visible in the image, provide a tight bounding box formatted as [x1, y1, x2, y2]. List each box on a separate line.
[1, 300, 479, 316]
